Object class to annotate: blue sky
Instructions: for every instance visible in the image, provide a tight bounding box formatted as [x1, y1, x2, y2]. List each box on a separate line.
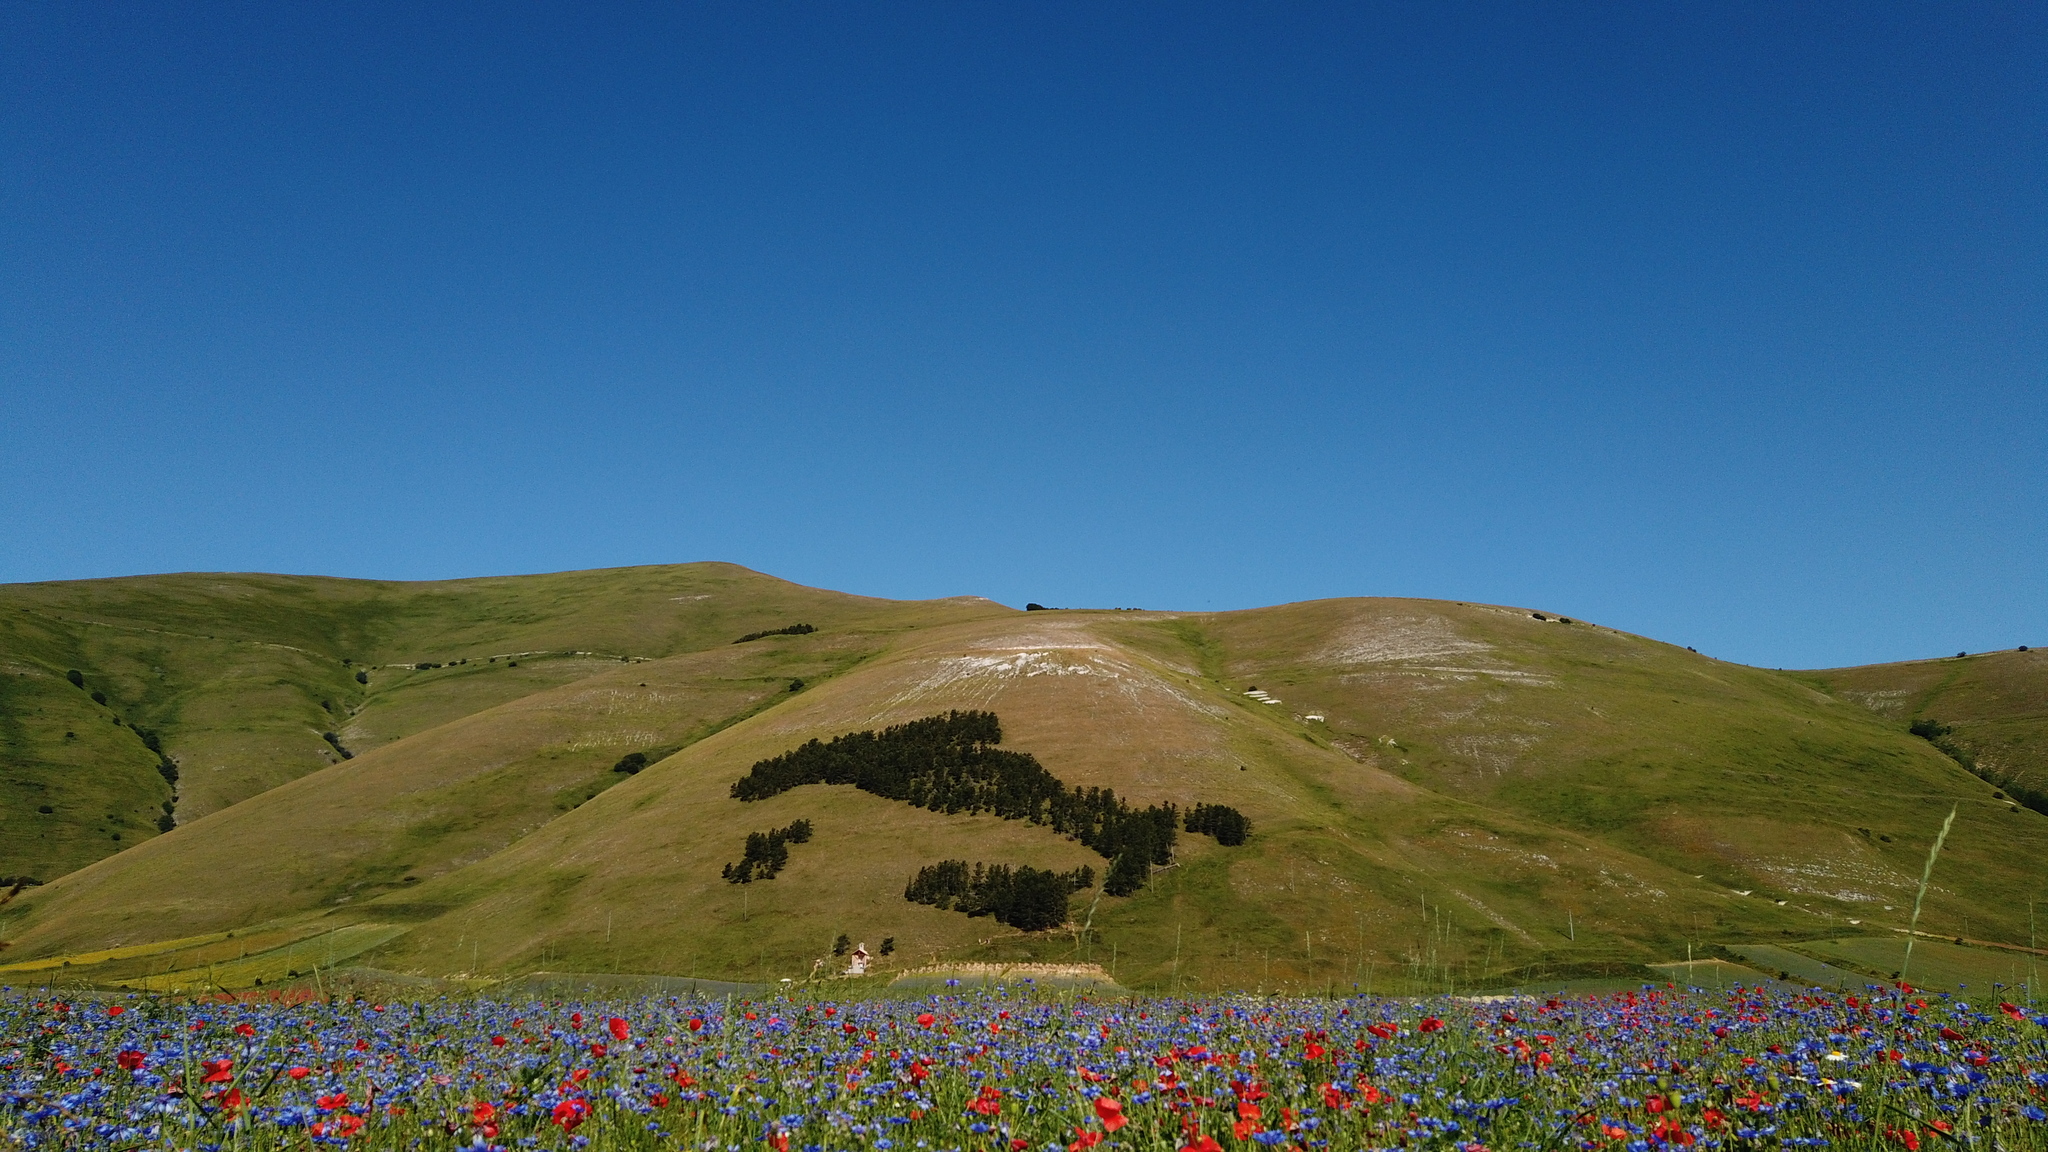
[2, 3, 2041, 669]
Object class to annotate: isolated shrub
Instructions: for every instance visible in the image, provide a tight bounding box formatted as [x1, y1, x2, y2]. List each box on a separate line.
[65, 670, 84, 688]
[879, 937, 894, 955]
[1909, 718, 1951, 741]
[1026, 603, 1048, 612]
[833, 934, 851, 956]
[613, 752, 649, 774]
[789, 679, 804, 692]
[355, 670, 369, 684]
[156, 812, 176, 833]
[37, 805, 53, 815]
[90, 690, 107, 706]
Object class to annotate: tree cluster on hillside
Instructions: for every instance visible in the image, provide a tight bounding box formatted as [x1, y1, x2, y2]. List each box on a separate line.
[733, 623, 816, 644]
[903, 859, 1092, 932]
[613, 752, 648, 774]
[722, 818, 814, 883]
[728, 711, 1203, 895]
[1184, 802, 1251, 846]
[1911, 718, 2047, 817]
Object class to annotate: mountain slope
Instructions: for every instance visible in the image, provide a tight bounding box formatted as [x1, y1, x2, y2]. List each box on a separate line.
[0, 563, 1004, 881]
[8, 588, 2041, 994]
[1802, 647, 2048, 811]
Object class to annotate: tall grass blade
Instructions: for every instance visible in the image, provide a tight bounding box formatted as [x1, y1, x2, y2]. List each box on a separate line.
[1900, 804, 1957, 988]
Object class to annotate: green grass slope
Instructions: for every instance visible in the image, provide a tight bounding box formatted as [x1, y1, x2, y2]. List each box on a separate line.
[1124, 600, 2048, 946]
[0, 564, 1005, 883]
[1803, 647, 2048, 810]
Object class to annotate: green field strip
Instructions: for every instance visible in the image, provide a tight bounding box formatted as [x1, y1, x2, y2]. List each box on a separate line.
[1723, 943, 1876, 991]
[110, 923, 411, 993]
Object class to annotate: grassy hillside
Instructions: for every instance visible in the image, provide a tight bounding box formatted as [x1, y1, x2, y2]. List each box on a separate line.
[9, 589, 2044, 996]
[0, 564, 1003, 882]
[1803, 647, 2048, 812]
[8, 586, 2039, 992]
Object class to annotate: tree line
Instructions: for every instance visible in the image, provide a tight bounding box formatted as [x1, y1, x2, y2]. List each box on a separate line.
[733, 623, 816, 644]
[721, 818, 814, 883]
[728, 710, 1247, 896]
[903, 860, 1093, 932]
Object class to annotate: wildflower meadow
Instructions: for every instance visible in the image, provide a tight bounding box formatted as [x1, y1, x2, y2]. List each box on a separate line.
[4, 981, 2045, 1151]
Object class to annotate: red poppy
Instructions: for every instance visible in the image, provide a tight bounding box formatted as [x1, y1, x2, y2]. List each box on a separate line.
[687, 1018, 704, 1032]
[330, 1114, 365, 1138]
[1094, 1095, 1127, 1131]
[201, 1059, 233, 1083]
[917, 1013, 936, 1028]
[1181, 1138, 1224, 1152]
[1419, 1017, 1446, 1033]
[588, 1042, 608, 1059]
[234, 1023, 256, 1038]
[649, 1091, 670, 1107]
[609, 1017, 631, 1042]
[115, 1050, 146, 1071]
[552, 1098, 590, 1131]
[490, 1035, 508, 1046]
[316, 1092, 350, 1112]
[287, 1066, 310, 1079]
[1322, 1083, 1348, 1110]
[1068, 1130, 1104, 1151]
[471, 1102, 496, 1123]
[107, 1006, 125, 1016]
[570, 1012, 584, 1028]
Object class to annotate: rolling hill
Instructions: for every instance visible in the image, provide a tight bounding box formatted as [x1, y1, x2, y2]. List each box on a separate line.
[2, 565, 2043, 994]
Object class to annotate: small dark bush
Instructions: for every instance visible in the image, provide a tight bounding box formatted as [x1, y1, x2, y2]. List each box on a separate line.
[320, 731, 354, 760]
[156, 812, 175, 832]
[832, 934, 850, 956]
[613, 752, 649, 774]
[90, 690, 107, 706]
[879, 937, 894, 955]
[1026, 603, 1048, 612]
[1531, 612, 1546, 620]
[789, 679, 804, 692]
[66, 670, 84, 688]
[37, 805, 53, 815]
[355, 670, 369, 684]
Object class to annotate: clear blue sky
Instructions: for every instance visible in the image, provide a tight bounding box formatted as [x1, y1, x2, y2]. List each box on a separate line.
[3, 3, 2041, 669]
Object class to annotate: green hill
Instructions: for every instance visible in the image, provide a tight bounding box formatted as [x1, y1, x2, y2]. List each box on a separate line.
[1802, 646, 2048, 815]
[0, 564, 1001, 882]
[3, 569, 2042, 994]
